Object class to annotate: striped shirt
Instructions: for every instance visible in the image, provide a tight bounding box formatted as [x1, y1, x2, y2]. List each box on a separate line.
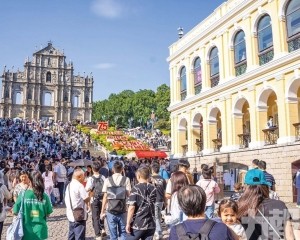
[263, 171, 276, 188]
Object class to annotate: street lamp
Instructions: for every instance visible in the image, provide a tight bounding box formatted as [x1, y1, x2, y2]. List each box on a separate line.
[178, 27, 184, 39]
[114, 116, 119, 129]
[150, 110, 158, 132]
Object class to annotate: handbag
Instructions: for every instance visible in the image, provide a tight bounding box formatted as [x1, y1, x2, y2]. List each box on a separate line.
[6, 190, 26, 240]
[68, 184, 85, 222]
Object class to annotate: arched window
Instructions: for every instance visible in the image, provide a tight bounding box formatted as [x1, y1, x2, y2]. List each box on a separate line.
[46, 72, 51, 82]
[193, 57, 202, 94]
[44, 92, 52, 106]
[286, 0, 300, 51]
[209, 47, 219, 87]
[234, 30, 247, 76]
[257, 15, 274, 65]
[5, 89, 9, 98]
[73, 96, 79, 108]
[179, 67, 187, 101]
[27, 90, 32, 100]
[15, 92, 22, 104]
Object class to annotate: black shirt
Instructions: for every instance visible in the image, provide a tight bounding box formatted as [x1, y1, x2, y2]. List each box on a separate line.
[128, 182, 156, 230]
[150, 175, 166, 203]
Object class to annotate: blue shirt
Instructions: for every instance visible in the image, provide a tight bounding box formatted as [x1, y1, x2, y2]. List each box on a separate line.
[169, 219, 234, 240]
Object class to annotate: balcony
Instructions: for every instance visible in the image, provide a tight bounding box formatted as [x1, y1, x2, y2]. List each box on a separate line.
[180, 91, 187, 101]
[195, 139, 203, 153]
[235, 61, 247, 76]
[211, 75, 219, 88]
[288, 34, 300, 52]
[262, 127, 279, 145]
[293, 123, 300, 141]
[238, 133, 251, 148]
[259, 48, 274, 66]
[212, 138, 222, 152]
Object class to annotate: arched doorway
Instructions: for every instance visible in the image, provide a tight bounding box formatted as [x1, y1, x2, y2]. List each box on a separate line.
[178, 118, 188, 156]
[192, 113, 203, 154]
[258, 89, 278, 145]
[208, 107, 222, 152]
[233, 97, 251, 148]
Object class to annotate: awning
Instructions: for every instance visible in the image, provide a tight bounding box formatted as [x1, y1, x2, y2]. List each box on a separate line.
[134, 150, 167, 159]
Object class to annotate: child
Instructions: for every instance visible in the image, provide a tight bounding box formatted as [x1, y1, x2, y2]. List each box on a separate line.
[218, 199, 247, 240]
[230, 183, 243, 201]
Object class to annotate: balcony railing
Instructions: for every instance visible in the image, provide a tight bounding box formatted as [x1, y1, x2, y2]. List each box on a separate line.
[293, 123, 300, 141]
[212, 138, 222, 152]
[211, 75, 219, 88]
[194, 84, 202, 95]
[235, 61, 247, 76]
[180, 91, 187, 101]
[195, 139, 203, 153]
[259, 48, 274, 66]
[262, 127, 279, 145]
[238, 133, 251, 148]
[288, 34, 300, 52]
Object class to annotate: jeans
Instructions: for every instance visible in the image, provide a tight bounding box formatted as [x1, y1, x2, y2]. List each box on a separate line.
[91, 200, 104, 236]
[126, 229, 155, 240]
[68, 220, 86, 240]
[154, 202, 164, 235]
[205, 204, 215, 219]
[297, 188, 300, 205]
[106, 212, 126, 240]
[56, 182, 64, 203]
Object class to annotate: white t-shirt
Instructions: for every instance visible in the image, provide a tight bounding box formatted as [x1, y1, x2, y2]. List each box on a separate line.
[65, 179, 88, 222]
[102, 173, 131, 193]
[42, 171, 54, 188]
[85, 174, 106, 203]
[54, 163, 66, 183]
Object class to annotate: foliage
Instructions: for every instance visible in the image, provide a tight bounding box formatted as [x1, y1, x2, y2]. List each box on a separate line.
[92, 84, 171, 130]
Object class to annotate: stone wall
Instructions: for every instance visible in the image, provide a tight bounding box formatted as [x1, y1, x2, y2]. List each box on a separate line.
[191, 142, 300, 203]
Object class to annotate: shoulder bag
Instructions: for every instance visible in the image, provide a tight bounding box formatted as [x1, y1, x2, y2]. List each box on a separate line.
[6, 190, 26, 240]
[68, 184, 85, 222]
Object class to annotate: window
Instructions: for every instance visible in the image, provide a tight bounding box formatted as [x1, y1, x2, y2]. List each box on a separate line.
[46, 72, 51, 82]
[5, 89, 9, 98]
[209, 47, 219, 87]
[27, 90, 32, 100]
[193, 57, 202, 94]
[234, 30, 247, 76]
[44, 92, 52, 106]
[286, 0, 300, 51]
[15, 92, 22, 104]
[180, 67, 187, 101]
[257, 15, 274, 65]
[85, 96, 89, 102]
[64, 92, 68, 102]
[73, 96, 79, 108]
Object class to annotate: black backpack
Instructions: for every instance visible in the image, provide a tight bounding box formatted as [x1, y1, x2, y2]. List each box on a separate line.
[92, 176, 104, 201]
[175, 219, 216, 240]
[106, 176, 127, 215]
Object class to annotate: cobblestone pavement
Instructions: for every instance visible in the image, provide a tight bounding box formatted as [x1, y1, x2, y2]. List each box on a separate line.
[2, 204, 170, 240]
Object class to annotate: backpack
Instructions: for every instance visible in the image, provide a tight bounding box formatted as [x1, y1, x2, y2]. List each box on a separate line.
[175, 219, 216, 240]
[57, 164, 67, 178]
[92, 176, 104, 201]
[107, 176, 127, 214]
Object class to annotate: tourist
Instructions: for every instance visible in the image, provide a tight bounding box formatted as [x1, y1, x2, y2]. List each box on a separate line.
[100, 160, 131, 240]
[238, 168, 295, 240]
[13, 170, 30, 202]
[0, 171, 11, 236]
[167, 171, 189, 225]
[53, 159, 67, 205]
[230, 183, 243, 201]
[196, 165, 220, 218]
[42, 165, 54, 200]
[126, 167, 156, 240]
[65, 168, 90, 240]
[257, 160, 276, 191]
[218, 199, 247, 240]
[295, 168, 300, 208]
[13, 171, 53, 240]
[150, 161, 167, 239]
[85, 161, 106, 240]
[169, 185, 235, 240]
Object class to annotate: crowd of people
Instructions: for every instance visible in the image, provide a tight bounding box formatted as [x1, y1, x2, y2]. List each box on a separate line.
[0, 118, 297, 240]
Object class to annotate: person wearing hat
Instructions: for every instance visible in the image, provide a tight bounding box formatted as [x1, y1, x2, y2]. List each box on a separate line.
[237, 169, 294, 240]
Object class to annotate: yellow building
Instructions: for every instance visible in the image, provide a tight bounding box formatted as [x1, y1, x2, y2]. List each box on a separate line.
[168, 0, 300, 202]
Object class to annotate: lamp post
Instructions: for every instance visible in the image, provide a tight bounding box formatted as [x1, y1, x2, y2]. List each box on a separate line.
[138, 118, 142, 127]
[178, 27, 184, 39]
[114, 116, 119, 129]
[150, 110, 158, 132]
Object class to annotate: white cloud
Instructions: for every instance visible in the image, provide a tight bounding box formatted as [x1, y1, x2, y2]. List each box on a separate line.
[91, 0, 123, 19]
[93, 63, 115, 69]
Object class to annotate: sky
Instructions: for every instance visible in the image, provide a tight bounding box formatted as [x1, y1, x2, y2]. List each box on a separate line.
[0, 0, 225, 101]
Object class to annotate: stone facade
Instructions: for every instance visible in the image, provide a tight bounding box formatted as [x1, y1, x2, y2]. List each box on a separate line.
[167, 0, 300, 202]
[0, 42, 93, 121]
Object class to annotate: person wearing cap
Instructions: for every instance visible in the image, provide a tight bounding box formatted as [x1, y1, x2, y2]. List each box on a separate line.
[237, 169, 294, 240]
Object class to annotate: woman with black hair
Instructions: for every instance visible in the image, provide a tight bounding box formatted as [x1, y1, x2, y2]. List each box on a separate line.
[13, 170, 53, 240]
[13, 170, 30, 202]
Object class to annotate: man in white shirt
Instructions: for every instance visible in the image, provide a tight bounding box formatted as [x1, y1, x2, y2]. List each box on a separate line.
[53, 159, 66, 205]
[65, 168, 89, 240]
